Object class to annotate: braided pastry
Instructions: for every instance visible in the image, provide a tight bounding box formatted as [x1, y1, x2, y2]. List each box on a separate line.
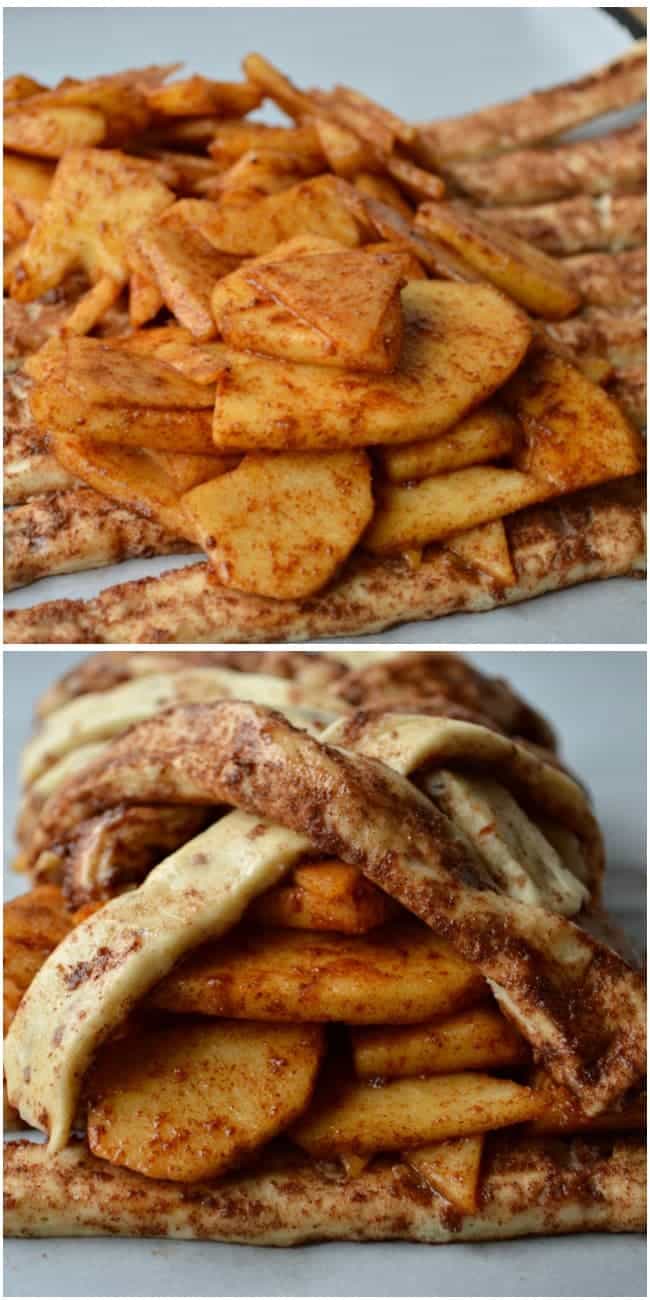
[4, 659, 645, 1242]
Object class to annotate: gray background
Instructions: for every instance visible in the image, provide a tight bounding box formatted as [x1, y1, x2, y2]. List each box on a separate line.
[4, 649, 646, 1297]
[3, 5, 645, 645]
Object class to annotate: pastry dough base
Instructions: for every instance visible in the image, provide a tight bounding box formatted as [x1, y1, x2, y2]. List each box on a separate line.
[4, 1135, 644, 1243]
[4, 476, 645, 643]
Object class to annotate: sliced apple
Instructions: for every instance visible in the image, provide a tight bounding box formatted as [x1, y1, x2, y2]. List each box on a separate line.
[29, 338, 217, 453]
[416, 202, 581, 319]
[211, 232, 343, 315]
[126, 245, 164, 327]
[446, 520, 516, 587]
[4, 153, 54, 241]
[4, 104, 107, 159]
[135, 220, 241, 340]
[352, 1005, 528, 1079]
[112, 324, 230, 386]
[365, 465, 547, 554]
[213, 236, 398, 368]
[149, 921, 486, 1024]
[404, 1136, 484, 1214]
[213, 240, 407, 370]
[363, 240, 426, 279]
[8, 148, 174, 301]
[148, 449, 238, 495]
[379, 404, 517, 482]
[385, 154, 445, 202]
[198, 175, 362, 256]
[219, 299, 380, 367]
[145, 75, 262, 120]
[51, 434, 195, 538]
[355, 174, 414, 221]
[4, 886, 72, 1036]
[181, 450, 373, 599]
[87, 1020, 324, 1181]
[245, 248, 409, 372]
[211, 280, 532, 451]
[218, 147, 321, 199]
[314, 117, 376, 177]
[317, 82, 415, 153]
[505, 349, 644, 493]
[39, 336, 219, 409]
[208, 120, 323, 168]
[242, 53, 319, 123]
[4, 74, 47, 103]
[290, 1071, 539, 1156]
[248, 861, 396, 934]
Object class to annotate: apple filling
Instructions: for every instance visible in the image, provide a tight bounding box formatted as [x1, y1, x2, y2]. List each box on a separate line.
[6, 859, 643, 1216]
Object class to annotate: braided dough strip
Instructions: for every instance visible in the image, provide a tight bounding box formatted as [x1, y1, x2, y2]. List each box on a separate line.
[5, 806, 313, 1148]
[479, 194, 647, 255]
[4, 477, 645, 643]
[3, 488, 191, 592]
[21, 665, 334, 784]
[4, 1136, 645, 1242]
[446, 122, 646, 205]
[416, 41, 647, 163]
[7, 702, 643, 1147]
[34, 652, 346, 717]
[27, 651, 555, 749]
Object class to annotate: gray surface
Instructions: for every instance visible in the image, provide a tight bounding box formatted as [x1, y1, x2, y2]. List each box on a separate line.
[3, 649, 646, 1297]
[3, 6, 645, 646]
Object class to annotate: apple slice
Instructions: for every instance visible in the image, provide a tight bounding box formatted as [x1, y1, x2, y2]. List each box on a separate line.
[379, 404, 517, 482]
[529, 1068, 645, 1135]
[248, 860, 396, 934]
[3, 153, 55, 240]
[8, 148, 174, 301]
[246, 248, 409, 372]
[355, 174, 414, 221]
[214, 236, 397, 368]
[51, 434, 195, 538]
[416, 202, 581, 319]
[362, 240, 426, 279]
[145, 75, 262, 120]
[4, 104, 107, 159]
[352, 1005, 528, 1079]
[365, 465, 547, 553]
[135, 220, 241, 340]
[148, 449, 238, 494]
[446, 520, 516, 587]
[4, 887, 72, 1035]
[208, 120, 323, 168]
[87, 1020, 324, 1181]
[314, 117, 376, 177]
[218, 147, 321, 200]
[242, 53, 320, 122]
[29, 338, 217, 452]
[505, 349, 643, 492]
[149, 921, 485, 1024]
[198, 175, 363, 256]
[404, 1136, 484, 1214]
[213, 237, 406, 369]
[290, 1071, 539, 1156]
[181, 449, 373, 599]
[211, 280, 532, 451]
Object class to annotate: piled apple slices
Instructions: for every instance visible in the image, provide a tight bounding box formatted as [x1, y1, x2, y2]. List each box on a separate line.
[3, 49, 645, 619]
[4, 656, 645, 1237]
[3, 879, 541, 1209]
[17, 234, 642, 601]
